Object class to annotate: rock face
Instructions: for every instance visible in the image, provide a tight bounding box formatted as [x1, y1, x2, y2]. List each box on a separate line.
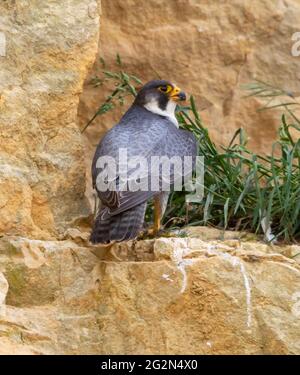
[0, 229, 299, 354]
[78, 0, 300, 158]
[0, 1, 100, 239]
[0, 1, 299, 356]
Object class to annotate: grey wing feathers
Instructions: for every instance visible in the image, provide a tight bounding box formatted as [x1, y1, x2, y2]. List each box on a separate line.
[90, 106, 198, 243]
[92, 114, 197, 217]
[91, 112, 168, 212]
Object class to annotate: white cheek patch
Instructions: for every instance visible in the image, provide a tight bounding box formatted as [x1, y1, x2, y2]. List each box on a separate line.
[144, 99, 178, 127]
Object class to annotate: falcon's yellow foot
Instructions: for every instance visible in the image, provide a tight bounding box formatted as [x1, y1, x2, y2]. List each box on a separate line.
[138, 226, 175, 240]
[137, 227, 157, 240]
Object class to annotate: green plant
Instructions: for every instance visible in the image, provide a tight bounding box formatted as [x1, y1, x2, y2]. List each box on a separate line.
[83, 59, 300, 243]
[81, 55, 142, 133]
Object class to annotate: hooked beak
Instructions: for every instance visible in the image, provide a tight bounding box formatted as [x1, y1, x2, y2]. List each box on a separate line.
[169, 85, 186, 102]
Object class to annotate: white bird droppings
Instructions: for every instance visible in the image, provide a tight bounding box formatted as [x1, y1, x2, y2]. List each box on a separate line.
[171, 240, 199, 294]
[207, 246, 252, 328]
[177, 258, 198, 294]
[0, 32, 6, 57]
[162, 273, 173, 282]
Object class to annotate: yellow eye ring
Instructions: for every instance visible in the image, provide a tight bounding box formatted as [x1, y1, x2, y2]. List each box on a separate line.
[158, 85, 172, 93]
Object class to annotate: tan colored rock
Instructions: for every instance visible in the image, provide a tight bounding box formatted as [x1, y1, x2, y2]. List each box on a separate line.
[281, 244, 300, 263]
[0, 1, 101, 238]
[185, 225, 258, 241]
[0, 233, 299, 354]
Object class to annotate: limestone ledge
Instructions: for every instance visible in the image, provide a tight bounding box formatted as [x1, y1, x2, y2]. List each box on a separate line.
[0, 226, 299, 354]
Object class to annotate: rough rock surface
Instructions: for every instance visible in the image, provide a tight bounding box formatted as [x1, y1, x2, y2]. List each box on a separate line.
[0, 0, 100, 239]
[1, 1, 299, 356]
[0, 227, 299, 354]
[78, 0, 300, 159]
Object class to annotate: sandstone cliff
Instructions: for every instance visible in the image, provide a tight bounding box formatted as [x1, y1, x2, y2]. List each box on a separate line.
[0, 0, 100, 239]
[0, 0, 299, 355]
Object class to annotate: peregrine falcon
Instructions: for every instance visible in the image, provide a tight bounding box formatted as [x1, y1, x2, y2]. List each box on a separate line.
[90, 80, 197, 244]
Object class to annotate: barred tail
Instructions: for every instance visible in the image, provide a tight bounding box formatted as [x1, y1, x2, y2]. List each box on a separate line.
[89, 209, 111, 244]
[90, 203, 147, 244]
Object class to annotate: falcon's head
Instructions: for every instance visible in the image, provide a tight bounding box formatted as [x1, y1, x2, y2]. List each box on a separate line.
[134, 80, 186, 127]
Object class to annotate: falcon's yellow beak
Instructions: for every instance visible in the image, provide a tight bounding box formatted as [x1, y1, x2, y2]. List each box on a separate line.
[169, 85, 186, 102]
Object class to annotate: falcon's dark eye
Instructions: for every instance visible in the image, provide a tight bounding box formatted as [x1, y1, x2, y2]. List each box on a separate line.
[159, 85, 168, 93]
